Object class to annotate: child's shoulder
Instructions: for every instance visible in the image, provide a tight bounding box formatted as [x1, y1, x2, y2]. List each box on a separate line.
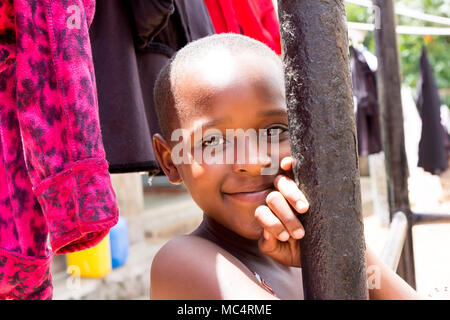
[152, 234, 237, 270]
[150, 234, 276, 300]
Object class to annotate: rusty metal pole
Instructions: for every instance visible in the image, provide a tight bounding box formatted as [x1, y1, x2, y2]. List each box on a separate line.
[277, 0, 368, 299]
[372, 0, 416, 289]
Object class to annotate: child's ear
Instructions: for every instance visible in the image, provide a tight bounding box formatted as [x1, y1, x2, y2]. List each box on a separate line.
[153, 133, 183, 185]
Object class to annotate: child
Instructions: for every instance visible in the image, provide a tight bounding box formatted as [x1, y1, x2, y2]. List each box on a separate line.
[150, 33, 421, 300]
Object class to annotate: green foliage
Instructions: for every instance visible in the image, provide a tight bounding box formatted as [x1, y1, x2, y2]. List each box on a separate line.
[345, 0, 450, 106]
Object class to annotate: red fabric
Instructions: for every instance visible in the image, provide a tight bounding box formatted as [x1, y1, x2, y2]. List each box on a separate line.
[204, 0, 281, 55]
[0, 0, 118, 299]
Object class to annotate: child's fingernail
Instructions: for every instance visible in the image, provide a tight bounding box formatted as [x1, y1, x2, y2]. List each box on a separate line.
[279, 231, 289, 241]
[281, 157, 290, 167]
[293, 228, 304, 239]
[296, 200, 309, 212]
[263, 230, 270, 240]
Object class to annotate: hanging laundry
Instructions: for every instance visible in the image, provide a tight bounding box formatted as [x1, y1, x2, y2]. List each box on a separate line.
[441, 105, 450, 156]
[361, 46, 378, 73]
[416, 45, 448, 175]
[402, 86, 444, 212]
[204, 0, 281, 55]
[350, 46, 383, 156]
[90, 0, 215, 174]
[0, 0, 118, 299]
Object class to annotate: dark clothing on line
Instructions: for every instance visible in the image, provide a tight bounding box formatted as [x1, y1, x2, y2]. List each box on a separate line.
[90, 0, 215, 174]
[350, 46, 383, 156]
[416, 46, 448, 175]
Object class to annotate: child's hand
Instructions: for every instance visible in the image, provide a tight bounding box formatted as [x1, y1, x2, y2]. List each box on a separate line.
[254, 156, 309, 267]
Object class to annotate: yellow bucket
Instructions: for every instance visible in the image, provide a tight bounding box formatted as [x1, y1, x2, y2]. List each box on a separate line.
[66, 234, 112, 278]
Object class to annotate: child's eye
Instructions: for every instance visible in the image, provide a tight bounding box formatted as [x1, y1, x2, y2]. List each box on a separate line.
[267, 128, 284, 136]
[202, 135, 225, 147]
[261, 126, 288, 139]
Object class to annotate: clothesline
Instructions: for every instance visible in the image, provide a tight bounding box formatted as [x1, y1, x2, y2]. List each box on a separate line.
[345, 0, 450, 26]
[348, 21, 450, 36]
[274, 0, 450, 35]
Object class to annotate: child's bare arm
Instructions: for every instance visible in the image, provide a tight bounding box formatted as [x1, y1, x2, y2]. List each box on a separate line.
[365, 246, 423, 300]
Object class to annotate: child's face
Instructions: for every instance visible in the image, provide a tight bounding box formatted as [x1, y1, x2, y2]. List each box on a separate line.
[155, 55, 290, 240]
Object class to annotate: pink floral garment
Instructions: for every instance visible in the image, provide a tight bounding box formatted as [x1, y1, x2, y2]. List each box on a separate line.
[0, 0, 118, 299]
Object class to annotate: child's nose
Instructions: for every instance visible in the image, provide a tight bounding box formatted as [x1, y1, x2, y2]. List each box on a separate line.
[232, 153, 272, 175]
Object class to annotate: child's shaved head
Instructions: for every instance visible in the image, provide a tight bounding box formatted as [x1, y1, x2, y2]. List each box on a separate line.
[153, 33, 284, 142]
[152, 34, 291, 242]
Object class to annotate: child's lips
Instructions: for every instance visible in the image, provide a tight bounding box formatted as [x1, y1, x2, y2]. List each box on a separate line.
[223, 187, 275, 203]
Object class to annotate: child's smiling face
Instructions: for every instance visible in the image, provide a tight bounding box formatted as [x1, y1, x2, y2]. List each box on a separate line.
[154, 51, 290, 240]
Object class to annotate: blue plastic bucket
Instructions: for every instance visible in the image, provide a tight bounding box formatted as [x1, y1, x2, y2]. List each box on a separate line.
[109, 216, 129, 269]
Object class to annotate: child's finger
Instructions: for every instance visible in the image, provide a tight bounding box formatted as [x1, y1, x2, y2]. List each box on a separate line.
[258, 229, 279, 255]
[274, 175, 309, 214]
[265, 191, 305, 239]
[280, 156, 293, 171]
[255, 205, 290, 242]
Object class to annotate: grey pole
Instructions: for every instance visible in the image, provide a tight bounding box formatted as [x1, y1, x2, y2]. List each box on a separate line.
[372, 0, 416, 289]
[277, 0, 368, 299]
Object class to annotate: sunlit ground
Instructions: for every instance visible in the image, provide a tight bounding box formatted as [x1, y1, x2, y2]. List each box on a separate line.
[364, 166, 450, 299]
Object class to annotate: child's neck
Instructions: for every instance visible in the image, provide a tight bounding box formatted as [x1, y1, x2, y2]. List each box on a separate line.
[193, 214, 264, 259]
